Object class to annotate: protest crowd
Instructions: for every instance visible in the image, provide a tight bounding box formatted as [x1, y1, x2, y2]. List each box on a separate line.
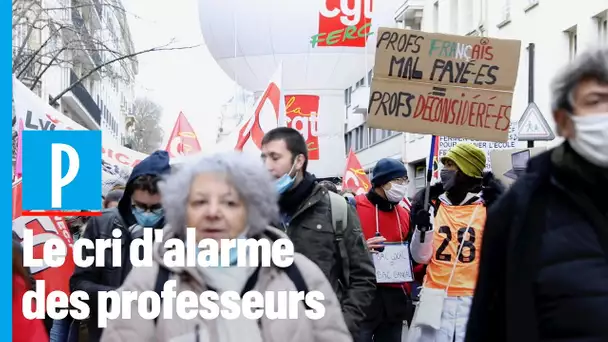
[11, 35, 608, 342]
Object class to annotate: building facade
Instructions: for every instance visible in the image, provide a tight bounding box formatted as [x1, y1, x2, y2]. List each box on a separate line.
[401, 0, 607, 196]
[12, 0, 138, 144]
[343, 0, 607, 198]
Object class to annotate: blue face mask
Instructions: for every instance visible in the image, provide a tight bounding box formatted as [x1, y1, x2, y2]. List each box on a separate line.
[275, 162, 298, 194]
[132, 207, 164, 227]
[226, 235, 247, 266]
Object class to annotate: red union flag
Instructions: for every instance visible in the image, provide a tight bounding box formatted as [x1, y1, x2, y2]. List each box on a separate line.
[235, 65, 284, 151]
[165, 112, 202, 158]
[318, 0, 373, 47]
[285, 95, 320, 160]
[342, 149, 372, 195]
[13, 215, 75, 296]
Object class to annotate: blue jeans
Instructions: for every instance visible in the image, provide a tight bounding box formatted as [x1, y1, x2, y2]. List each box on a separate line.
[50, 317, 73, 342]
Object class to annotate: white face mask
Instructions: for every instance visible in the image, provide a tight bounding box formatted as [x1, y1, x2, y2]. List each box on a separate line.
[384, 182, 407, 203]
[569, 113, 608, 167]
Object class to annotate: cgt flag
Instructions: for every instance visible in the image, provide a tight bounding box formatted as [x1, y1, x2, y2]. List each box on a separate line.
[342, 149, 372, 195]
[165, 112, 202, 158]
[235, 64, 285, 151]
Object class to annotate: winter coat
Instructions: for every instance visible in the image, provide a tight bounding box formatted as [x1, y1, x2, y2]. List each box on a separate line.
[353, 192, 420, 324]
[100, 227, 352, 342]
[277, 182, 376, 337]
[70, 151, 171, 342]
[465, 145, 608, 342]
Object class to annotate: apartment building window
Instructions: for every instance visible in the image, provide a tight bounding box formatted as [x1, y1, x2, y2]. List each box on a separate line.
[356, 126, 366, 151]
[344, 87, 352, 106]
[344, 132, 352, 154]
[356, 77, 365, 89]
[413, 162, 426, 191]
[566, 26, 578, 60]
[367, 127, 375, 145]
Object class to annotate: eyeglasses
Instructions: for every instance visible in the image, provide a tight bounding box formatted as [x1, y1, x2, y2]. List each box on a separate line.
[393, 177, 410, 185]
[132, 201, 163, 213]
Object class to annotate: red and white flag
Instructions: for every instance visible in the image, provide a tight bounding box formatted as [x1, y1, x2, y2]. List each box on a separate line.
[342, 149, 372, 195]
[165, 112, 202, 158]
[235, 64, 285, 152]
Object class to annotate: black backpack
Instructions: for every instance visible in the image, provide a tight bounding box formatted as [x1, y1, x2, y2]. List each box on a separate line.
[152, 229, 310, 325]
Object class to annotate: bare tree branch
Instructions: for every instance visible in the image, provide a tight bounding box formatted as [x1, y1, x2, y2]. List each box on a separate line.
[29, 46, 66, 90]
[126, 97, 164, 153]
[49, 43, 200, 105]
[13, 0, 201, 109]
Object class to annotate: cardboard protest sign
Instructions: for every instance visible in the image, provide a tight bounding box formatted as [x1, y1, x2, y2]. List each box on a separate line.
[367, 28, 521, 142]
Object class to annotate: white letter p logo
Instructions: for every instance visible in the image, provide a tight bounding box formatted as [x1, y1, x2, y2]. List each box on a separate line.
[51, 143, 80, 208]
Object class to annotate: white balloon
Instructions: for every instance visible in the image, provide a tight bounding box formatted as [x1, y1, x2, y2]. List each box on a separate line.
[197, 0, 402, 92]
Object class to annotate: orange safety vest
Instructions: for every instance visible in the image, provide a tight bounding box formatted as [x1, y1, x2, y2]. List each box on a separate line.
[425, 202, 486, 297]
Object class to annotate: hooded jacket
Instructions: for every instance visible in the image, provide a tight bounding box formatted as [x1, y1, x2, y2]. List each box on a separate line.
[70, 151, 170, 342]
[117, 150, 171, 227]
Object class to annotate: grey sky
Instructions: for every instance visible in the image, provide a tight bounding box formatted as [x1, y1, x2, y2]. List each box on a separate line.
[123, 0, 236, 151]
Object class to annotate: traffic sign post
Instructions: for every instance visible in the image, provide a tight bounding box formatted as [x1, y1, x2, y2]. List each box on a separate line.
[517, 102, 555, 147]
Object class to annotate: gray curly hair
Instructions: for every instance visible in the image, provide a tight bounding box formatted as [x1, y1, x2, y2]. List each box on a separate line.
[158, 151, 279, 239]
[551, 47, 608, 113]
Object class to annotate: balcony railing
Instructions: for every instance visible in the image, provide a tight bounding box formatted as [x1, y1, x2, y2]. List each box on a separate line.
[70, 69, 101, 125]
[71, 8, 103, 67]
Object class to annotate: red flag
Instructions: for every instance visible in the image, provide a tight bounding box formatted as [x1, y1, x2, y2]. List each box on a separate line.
[284, 95, 320, 160]
[13, 215, 75, 296]
[341, 149, 372, 195]
[235, 65, 284, 151]
[12, 179, 22, 220]
[165, 112, 202, 158]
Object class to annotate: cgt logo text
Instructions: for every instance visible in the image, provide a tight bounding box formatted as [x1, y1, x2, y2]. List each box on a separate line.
[22, 130, 102, 213]
[312, 0, 373, 48]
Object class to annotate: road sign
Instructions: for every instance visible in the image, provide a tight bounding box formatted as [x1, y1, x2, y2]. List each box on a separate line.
[518, 102, 555, 141]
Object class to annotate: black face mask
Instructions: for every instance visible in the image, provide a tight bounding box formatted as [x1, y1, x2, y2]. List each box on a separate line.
[440, 169, 457, 191]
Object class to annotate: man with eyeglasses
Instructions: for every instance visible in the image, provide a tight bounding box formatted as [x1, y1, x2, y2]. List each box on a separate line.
[70, 150, 171, 342]
[352, 158, 419, 342]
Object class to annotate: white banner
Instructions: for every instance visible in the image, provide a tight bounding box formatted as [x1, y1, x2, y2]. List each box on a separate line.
[12, 77, 148, 185]
[437, 122, 519, 170]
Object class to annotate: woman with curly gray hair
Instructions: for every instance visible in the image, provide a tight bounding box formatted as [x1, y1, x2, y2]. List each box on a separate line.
[101, 151, 351, 342]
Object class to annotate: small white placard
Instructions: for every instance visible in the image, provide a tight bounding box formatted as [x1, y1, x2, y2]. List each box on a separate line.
[372, 243, 414, 283]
